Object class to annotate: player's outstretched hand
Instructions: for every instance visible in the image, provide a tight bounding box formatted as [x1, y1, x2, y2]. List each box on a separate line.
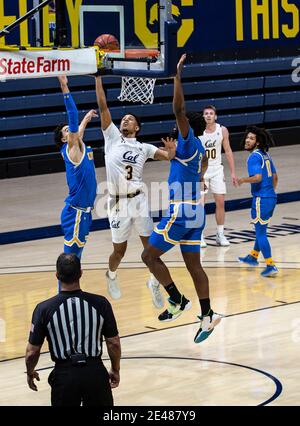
[177, 53, 186, 77]
[161, 137, 177, 160]
[232, 174, 239, 187]
[86, 109, 99, 121]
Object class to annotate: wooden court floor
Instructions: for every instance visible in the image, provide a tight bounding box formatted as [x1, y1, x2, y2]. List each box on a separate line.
[0, 150, 299, 406]
[0, 257, 300, 405]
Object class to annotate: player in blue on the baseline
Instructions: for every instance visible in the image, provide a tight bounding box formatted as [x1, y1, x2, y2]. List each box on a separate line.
[237, 126, 279, 278]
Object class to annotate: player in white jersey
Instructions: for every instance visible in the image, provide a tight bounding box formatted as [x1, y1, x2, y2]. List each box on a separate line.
[199, 105, 238, 247]
[95, 76, 176, 307]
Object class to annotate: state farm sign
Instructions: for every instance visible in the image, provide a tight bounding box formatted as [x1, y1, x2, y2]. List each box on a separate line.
[0, 57, 71, 75]
[0, 48, 97, 80]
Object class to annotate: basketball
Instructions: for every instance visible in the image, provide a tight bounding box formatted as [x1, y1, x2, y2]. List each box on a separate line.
[94, 34, 120, 51]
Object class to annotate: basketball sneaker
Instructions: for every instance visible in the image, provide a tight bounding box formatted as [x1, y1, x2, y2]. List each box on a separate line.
[261, 265, 279, 277]
[238, 254, 259, 266]
[105, 271, 121, 300]
[216, 233, 230, 247]
[158, 295, 191, 322]
[200, 235, 207, 248]
[147, 277, 164, 309]
[194, 311, 222, 344]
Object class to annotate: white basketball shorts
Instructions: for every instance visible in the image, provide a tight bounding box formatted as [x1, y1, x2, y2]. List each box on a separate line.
[204, 165, 227, 195]
[107, 192, 154, 244]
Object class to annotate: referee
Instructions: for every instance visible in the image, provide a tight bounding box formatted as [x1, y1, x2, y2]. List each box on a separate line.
[25, 253, 121, 406]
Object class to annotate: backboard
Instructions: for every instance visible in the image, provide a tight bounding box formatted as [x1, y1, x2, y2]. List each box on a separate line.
[79, 0, 178, 78]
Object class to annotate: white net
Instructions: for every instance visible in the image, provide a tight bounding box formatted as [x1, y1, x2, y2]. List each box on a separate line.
[118, 76, 156, 104]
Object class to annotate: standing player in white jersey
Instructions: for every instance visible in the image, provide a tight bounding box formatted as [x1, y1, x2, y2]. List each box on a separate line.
[95, 76, 176, 307]
[199, 106, 238, 247]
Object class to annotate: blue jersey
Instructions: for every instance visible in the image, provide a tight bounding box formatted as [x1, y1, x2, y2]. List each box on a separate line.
[247, 149, 277, 198]
[61, 143, 97, 208]
[168, 127, 205, 201]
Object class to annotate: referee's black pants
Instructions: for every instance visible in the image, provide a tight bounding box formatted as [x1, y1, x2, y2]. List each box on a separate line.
[48, 359, 113, 407]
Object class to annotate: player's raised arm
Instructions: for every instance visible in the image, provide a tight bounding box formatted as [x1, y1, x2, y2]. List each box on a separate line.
[173, 54, 190, 139]
[95, 76, 112, 131]
[58, 75, 80, 149]
[79, 109, 98, 139]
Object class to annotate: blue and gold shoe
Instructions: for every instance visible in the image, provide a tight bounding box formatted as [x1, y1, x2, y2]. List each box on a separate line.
[261, 265, 279, 277]
[238, 254, 259, 267]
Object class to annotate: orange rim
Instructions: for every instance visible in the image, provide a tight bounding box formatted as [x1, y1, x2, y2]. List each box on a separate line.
[102, 49, 159, 59]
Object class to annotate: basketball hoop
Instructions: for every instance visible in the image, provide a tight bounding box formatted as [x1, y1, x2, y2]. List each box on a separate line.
[113, 49, 159, 105]
[118, 76, 156, 104]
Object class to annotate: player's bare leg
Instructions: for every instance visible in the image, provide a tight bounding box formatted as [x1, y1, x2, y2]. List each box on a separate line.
[106, 241, 127, 300]
[109, 241, 127, 271]
[142, 245, 191, 321]
[181, 251, 209, 300]
[214, 193, 230, 246]
[200, 192, 207, 248]
[142, 244, 173, 286]
[140, 236, 164, 308]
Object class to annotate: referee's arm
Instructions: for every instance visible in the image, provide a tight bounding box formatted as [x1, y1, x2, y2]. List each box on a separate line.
[105, 335, 121, 388]
[25, 304, 46, 391]
[102, 300, 121, 388]
[25, 343, 42, 391]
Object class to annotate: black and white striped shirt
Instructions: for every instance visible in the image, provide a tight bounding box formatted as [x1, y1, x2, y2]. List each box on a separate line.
[29, 290, 118, 362]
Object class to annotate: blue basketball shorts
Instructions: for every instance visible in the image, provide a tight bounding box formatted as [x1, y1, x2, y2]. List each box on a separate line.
[61, 205, 92, 257]
[149, 201, 205, 253]
[251, 197, 277, 225]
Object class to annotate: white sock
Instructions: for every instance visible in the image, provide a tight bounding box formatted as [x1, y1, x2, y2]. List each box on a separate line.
[108, 269, 117, 279]
[217, 225, 224, 235]
[150, 274, 159, 285]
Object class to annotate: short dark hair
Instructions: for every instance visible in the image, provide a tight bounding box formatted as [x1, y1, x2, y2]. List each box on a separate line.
[203, 105, 217, 114]
[56, 253, 81, 284]
[169, 111, 206, 139]
[186, 111, 206, 136]
[54, 123, 67, 149]
[242, 126, 275, 152]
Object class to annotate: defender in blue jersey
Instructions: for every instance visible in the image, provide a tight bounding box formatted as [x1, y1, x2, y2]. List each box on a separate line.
[237, 126, 279, 277]
[142, 55, 222, 343]
[54, 76, 98, 261]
